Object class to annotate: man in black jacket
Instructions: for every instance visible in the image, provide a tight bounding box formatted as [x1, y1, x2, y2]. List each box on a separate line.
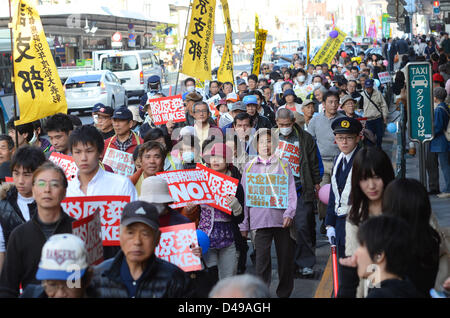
[87, 201, 194, 298]
[0, 146, 46, 266]
[0, 162, 74, 297]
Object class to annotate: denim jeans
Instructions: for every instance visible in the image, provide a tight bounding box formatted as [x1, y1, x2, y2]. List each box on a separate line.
[366, 117, 384, 148]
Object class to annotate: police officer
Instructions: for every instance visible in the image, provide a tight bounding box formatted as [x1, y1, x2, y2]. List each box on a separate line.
[325, 117, 362, 266]
[139, 76, 163, 115]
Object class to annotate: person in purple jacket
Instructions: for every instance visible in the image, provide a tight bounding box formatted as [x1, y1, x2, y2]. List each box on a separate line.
[239, 128, 297, 298]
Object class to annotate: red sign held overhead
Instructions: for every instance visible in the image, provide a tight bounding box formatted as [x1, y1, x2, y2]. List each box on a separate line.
[148, 95, 186, 126]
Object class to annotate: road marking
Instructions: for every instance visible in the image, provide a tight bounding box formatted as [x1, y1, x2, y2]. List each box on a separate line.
[314, 255, 333, 298]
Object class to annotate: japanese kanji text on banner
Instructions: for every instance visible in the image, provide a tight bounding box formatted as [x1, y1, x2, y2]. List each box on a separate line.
[252, 28, 268, 76]
[181, 0, 216, 81]
[310, 27, 346, 67]
[12, 0, 67, 125]
[217, 0, 234, 84]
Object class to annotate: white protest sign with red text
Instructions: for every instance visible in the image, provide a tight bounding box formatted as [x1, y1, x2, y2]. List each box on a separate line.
[196, 164, 238, 215]
[276, 140, 300, 177]
[156, 169, 214, 209]
[155, 222, 201, 272]
[205, 94, 221, 117]
[62, 195, 130, 246]
[49, 152, 78, 182]
[72, 209, 104, 265]
[102, 148, 135, 177]
[377, 72, 391, 84]
[149, 95, 186, 125]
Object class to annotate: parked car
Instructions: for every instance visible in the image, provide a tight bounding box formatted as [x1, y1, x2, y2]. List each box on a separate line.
[64, 70, 127, 114]
[99, 50, 163, 98]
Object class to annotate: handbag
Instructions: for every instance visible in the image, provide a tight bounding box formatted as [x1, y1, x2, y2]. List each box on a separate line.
[189, 258, 219, 298]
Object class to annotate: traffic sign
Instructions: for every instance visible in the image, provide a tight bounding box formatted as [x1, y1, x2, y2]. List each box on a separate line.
[434, 7, 440, 14]
[406, 62, 434, 143]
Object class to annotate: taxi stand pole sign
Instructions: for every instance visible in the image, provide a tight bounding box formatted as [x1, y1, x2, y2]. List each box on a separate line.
[405, 62, 434, 186]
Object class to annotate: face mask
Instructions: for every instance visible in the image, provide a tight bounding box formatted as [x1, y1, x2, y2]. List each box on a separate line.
[186, 86, 195, 92]
[317, 70, 323, 75]
[313, 82, 321, 89]
[297, 75, 305, 82]
[332, 68, 337, 73]
[182, 151, 195, 163]
[153, 203, 167, 215]
[279, 127, 293, 136]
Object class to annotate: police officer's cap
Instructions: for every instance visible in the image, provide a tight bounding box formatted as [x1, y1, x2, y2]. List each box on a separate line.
[148, 75, 161, 84]
[331, 117, 362, 135]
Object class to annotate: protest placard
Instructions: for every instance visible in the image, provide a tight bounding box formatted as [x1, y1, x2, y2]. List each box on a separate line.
[102, 148, 135, 177]
[246, 173, 289, 209]
[48, 152, 78, 182]
[62, 195, 130, 246]
[377, 72, 391, 84]
[205, 94, 221, 116]
[275, 140, 300, 177]
[155, 222, 202, 272]
[72, 209, 103, 265]
[196, 164, 239, 214]
[156, 169, 215, 209]
[148, 95, 186, 125]
[4, 177, 13, 183]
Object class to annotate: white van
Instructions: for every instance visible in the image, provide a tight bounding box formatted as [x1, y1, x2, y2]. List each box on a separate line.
[99, 50, 163, 97]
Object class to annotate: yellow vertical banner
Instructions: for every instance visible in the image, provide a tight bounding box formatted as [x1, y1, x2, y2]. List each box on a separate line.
[181, 0, 216, 81]
[306, 26, 310, 65]
[310, 27, 346, 67]
[12, 0, 67, 125]
[217, 0, 234, 84]
[252, 26, 267, 76]
[255, 14, 259, 40]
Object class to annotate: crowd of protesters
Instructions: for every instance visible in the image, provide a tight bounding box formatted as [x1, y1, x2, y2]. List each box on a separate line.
[0, 32, 448, 299]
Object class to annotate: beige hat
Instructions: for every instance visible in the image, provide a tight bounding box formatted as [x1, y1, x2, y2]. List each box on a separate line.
[139, 176, 174, 204]
[128, 106, 143, 123]
[301, 99, 315, 108]
[340, 95, 356, 106]
[184, 91, 203, 103]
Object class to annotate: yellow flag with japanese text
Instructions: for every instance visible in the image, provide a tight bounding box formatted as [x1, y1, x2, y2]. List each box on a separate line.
[306, 26, 310, 65]
[255, 14, 259, 41]
[310, 27, 346, 67]
[12, 0, 67, 125]
[181, 0, 216, 81]
[217, 0, 234, 84]
[252, 29, 267, 76]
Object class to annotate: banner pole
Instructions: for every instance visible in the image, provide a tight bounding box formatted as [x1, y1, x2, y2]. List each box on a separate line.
[8, 0, 19, 149]
[175, 1, 193, 96]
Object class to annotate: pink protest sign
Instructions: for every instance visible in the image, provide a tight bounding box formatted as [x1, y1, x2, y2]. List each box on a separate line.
[72, 209, 104, 265]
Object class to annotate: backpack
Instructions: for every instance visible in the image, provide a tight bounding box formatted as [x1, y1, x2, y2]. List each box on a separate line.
[438, 105, 450, 142]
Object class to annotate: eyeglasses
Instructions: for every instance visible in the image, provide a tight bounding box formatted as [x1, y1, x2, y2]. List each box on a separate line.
[336, 136, 357, 142]
[34, 180, 63, 189]
[194, 109, 209, 114]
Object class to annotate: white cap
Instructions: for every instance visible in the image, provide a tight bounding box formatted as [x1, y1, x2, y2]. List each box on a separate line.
[139, 176, 174, 204]
[128, 106, 143, 123]
[36, 234, 88, 281]
[179, 126, 195, 137]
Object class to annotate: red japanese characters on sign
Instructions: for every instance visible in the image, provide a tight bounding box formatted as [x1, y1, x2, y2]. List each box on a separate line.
[156, 169, 214, 209]
[155, 222, 201, 272]
[102, 148, 135, 177]
[49, 152, 78, 182]
[196, 163, 238, 215]
[72, 209, 104, 265]
[276, 140, 300, 177]
[148, 95, 186, 125]
[62, 195, 131, 246]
